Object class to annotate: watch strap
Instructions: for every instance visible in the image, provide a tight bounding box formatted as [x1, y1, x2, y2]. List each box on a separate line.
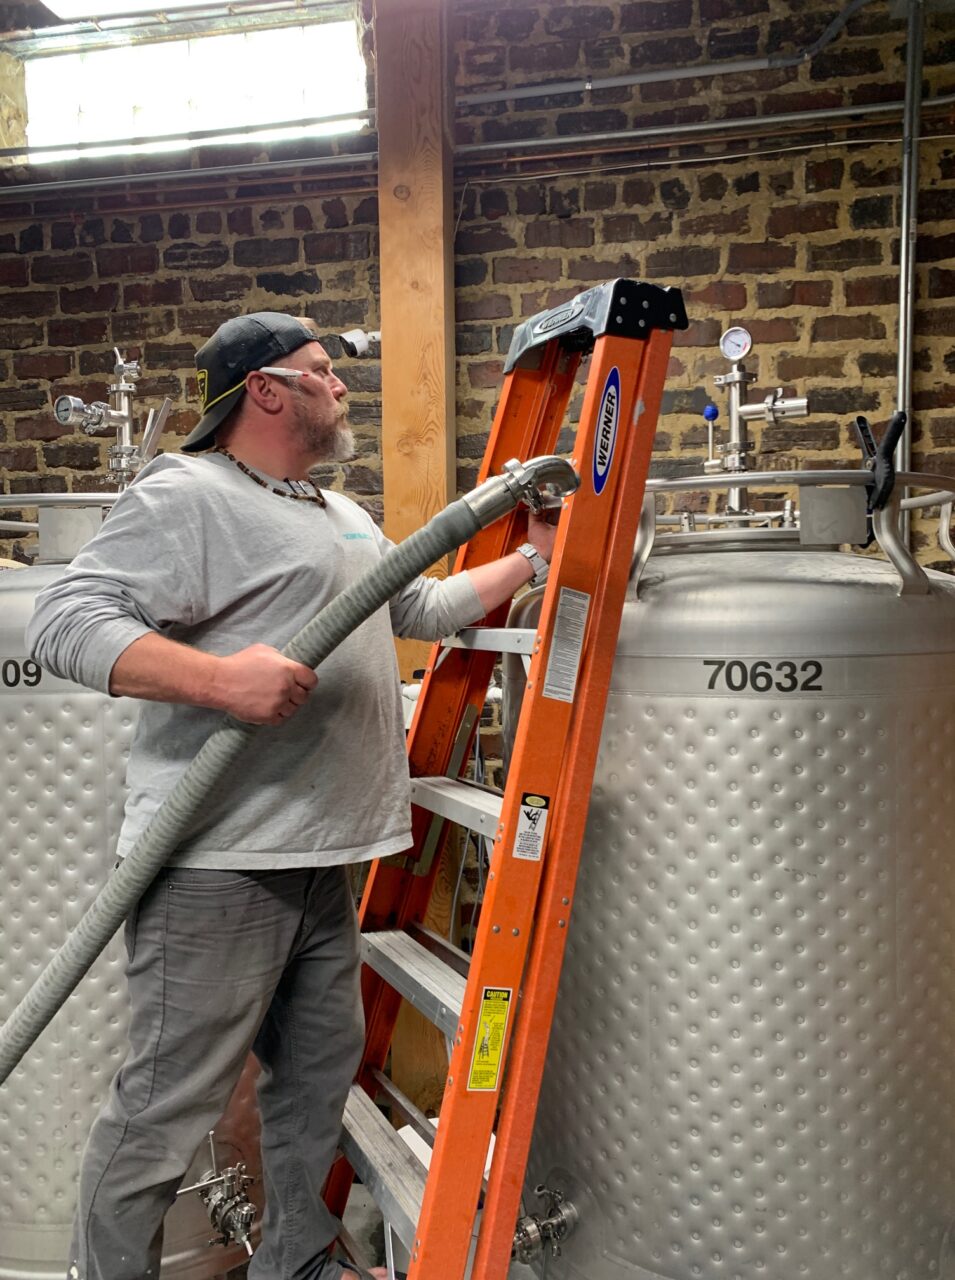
[516, 541, 549, 587]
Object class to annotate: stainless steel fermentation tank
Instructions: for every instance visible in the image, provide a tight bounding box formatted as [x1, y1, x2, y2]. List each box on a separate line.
[509, 467, 955, 1279]
[0, 511, 261, 1278]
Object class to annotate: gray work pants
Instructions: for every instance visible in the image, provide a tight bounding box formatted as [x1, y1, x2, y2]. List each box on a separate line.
[68, 864, 365, 1280]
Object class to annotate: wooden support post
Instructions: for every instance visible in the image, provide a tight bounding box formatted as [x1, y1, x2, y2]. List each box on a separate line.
[375, 0, 456, 681]
[375, 0, 457, 1108]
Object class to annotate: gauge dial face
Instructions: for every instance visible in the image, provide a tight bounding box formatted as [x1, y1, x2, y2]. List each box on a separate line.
[54, 396, 77, 425]
[719, 326, 753, 361]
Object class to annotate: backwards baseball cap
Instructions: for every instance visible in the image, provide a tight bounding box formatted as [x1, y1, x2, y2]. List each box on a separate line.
[182, 311, 320, 453]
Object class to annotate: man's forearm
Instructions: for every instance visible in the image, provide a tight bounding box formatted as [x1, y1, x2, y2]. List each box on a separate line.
[108, 633, 319, 726]
[108, 632, 225, 707]
[466, 552, 536, 616]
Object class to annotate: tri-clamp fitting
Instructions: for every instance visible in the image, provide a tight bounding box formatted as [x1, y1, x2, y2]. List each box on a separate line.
[512, 1183, 579, 1264]
[462, 455, 580, 526]
[176, 1130, 257, 1258]
[54, 349, 140, 433]
[52, 347, 172, 490]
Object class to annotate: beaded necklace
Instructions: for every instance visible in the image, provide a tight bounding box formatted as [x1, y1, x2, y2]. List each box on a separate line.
[214, 447, 326, 507]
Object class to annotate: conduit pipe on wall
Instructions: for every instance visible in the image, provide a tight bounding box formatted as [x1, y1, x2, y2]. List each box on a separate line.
[4, 93, 955, 205]
[896, 0, 925, 546]
[457, 0, 880, 107]
[0, 494, 116, 508]
[454, 94, 955, 160]
[0, 148, 379, 200]
[0, 0, 878, 157]
[0, 0, 888, 173]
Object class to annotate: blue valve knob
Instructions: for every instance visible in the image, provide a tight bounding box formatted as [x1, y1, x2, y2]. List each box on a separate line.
[703, 403, 719, 422]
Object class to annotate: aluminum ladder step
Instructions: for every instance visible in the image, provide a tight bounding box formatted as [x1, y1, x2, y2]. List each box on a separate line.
[442, 626, 536, 654]
[410, 774, 503, 836]
[341, 1084, 427, 1252]
[362, 930, 466, 1038]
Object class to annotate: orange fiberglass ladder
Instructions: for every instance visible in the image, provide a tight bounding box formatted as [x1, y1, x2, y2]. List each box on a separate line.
[325, 278, 688, 1279]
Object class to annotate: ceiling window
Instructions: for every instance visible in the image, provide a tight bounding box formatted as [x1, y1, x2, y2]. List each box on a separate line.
[23, 18, 367, 163]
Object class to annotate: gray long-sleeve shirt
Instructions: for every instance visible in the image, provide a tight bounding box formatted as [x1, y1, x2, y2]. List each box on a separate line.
[27, 451, 485, 869]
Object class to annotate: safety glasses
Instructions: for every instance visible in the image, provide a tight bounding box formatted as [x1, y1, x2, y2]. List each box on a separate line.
[257, 366, 311, 381]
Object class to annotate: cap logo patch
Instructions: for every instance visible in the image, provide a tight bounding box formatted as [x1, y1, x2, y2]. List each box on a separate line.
[196, 367, 209, 408]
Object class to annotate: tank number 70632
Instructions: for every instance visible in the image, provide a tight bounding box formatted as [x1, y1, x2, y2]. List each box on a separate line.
[703, 659, 823, 693]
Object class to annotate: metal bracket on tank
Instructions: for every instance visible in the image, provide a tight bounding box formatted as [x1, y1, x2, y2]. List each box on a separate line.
[899, 485, 955, 574]
[941, 501, 955, 563]
[873, 495, 931, 595]
[631, 491, 657, 593]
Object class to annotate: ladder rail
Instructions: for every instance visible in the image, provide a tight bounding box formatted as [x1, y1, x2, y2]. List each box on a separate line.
[471, 328, 676, 1278]
[405, 327, 675, 1278]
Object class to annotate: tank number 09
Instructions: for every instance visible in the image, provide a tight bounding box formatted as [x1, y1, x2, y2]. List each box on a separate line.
[703, 659, 823, 693]
[1, 658, 42, 688]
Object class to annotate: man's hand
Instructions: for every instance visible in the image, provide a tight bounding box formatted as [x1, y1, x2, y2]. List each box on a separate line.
[526, 507, 559, 564]
[464, 505, 564, 616]
[107, 633, 319, 723]
[214, 643, 318, 725]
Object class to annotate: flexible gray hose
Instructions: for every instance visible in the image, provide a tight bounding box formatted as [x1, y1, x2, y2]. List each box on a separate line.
[0, 465, 574, 1086]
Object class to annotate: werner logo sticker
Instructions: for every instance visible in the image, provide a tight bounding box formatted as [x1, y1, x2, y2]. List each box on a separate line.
[592, 367, 620, 496]
[534, 303, 584, 336]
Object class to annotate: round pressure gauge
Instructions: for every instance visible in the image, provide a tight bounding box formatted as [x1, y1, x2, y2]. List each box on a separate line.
[719, 326, 753, 361]
[54, 395, 85, 426]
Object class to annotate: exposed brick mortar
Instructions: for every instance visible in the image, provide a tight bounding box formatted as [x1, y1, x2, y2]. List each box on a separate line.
[1, 0, 953, 566]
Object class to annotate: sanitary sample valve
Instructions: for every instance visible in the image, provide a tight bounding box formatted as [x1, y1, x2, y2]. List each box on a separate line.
[704, 326, 809, 513]
[512, 1183, 579, 1264]
[176, 1130, 257, 1258]
[53, 347, 171, 490]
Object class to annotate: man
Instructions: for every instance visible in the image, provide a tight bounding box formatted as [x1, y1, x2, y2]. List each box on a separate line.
[27, 312, 556, 1280]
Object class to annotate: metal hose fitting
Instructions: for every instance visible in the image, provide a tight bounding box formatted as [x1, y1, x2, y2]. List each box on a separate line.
[462, 455, 578, 524]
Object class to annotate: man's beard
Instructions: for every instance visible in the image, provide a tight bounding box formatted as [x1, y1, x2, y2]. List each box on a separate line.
[290, 389, 355, 463]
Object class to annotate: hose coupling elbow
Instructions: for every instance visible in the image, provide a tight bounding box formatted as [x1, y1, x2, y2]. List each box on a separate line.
[462, 455, 579, 526]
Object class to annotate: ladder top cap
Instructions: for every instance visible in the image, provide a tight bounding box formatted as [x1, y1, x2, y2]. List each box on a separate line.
[503, 278, 689, 373]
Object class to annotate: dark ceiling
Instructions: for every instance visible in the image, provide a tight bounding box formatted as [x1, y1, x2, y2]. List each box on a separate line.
[0, 1, 60, 32]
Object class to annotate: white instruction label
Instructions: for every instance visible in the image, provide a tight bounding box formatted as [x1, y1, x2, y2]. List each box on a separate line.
[513, 792, 550, 862]
[542, 587, 591, 702]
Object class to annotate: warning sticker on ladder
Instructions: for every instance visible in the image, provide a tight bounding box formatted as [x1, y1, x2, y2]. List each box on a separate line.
[467, 987, 512, 1092]
[513, 792, 550, 861]
[542, 587, 591, 703]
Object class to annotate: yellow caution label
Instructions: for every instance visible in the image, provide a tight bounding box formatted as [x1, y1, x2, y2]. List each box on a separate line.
[467, 987, 512, 1092]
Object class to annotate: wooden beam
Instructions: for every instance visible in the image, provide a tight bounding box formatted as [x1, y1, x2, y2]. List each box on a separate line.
[375, 0, 456, 681]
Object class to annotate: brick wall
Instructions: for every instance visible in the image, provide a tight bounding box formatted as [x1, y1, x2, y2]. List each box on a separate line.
[0, 193, 385, 538]
[1, 0, 954, 566]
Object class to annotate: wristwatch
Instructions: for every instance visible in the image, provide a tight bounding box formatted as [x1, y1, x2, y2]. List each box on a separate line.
[516, 542, 550, 587]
